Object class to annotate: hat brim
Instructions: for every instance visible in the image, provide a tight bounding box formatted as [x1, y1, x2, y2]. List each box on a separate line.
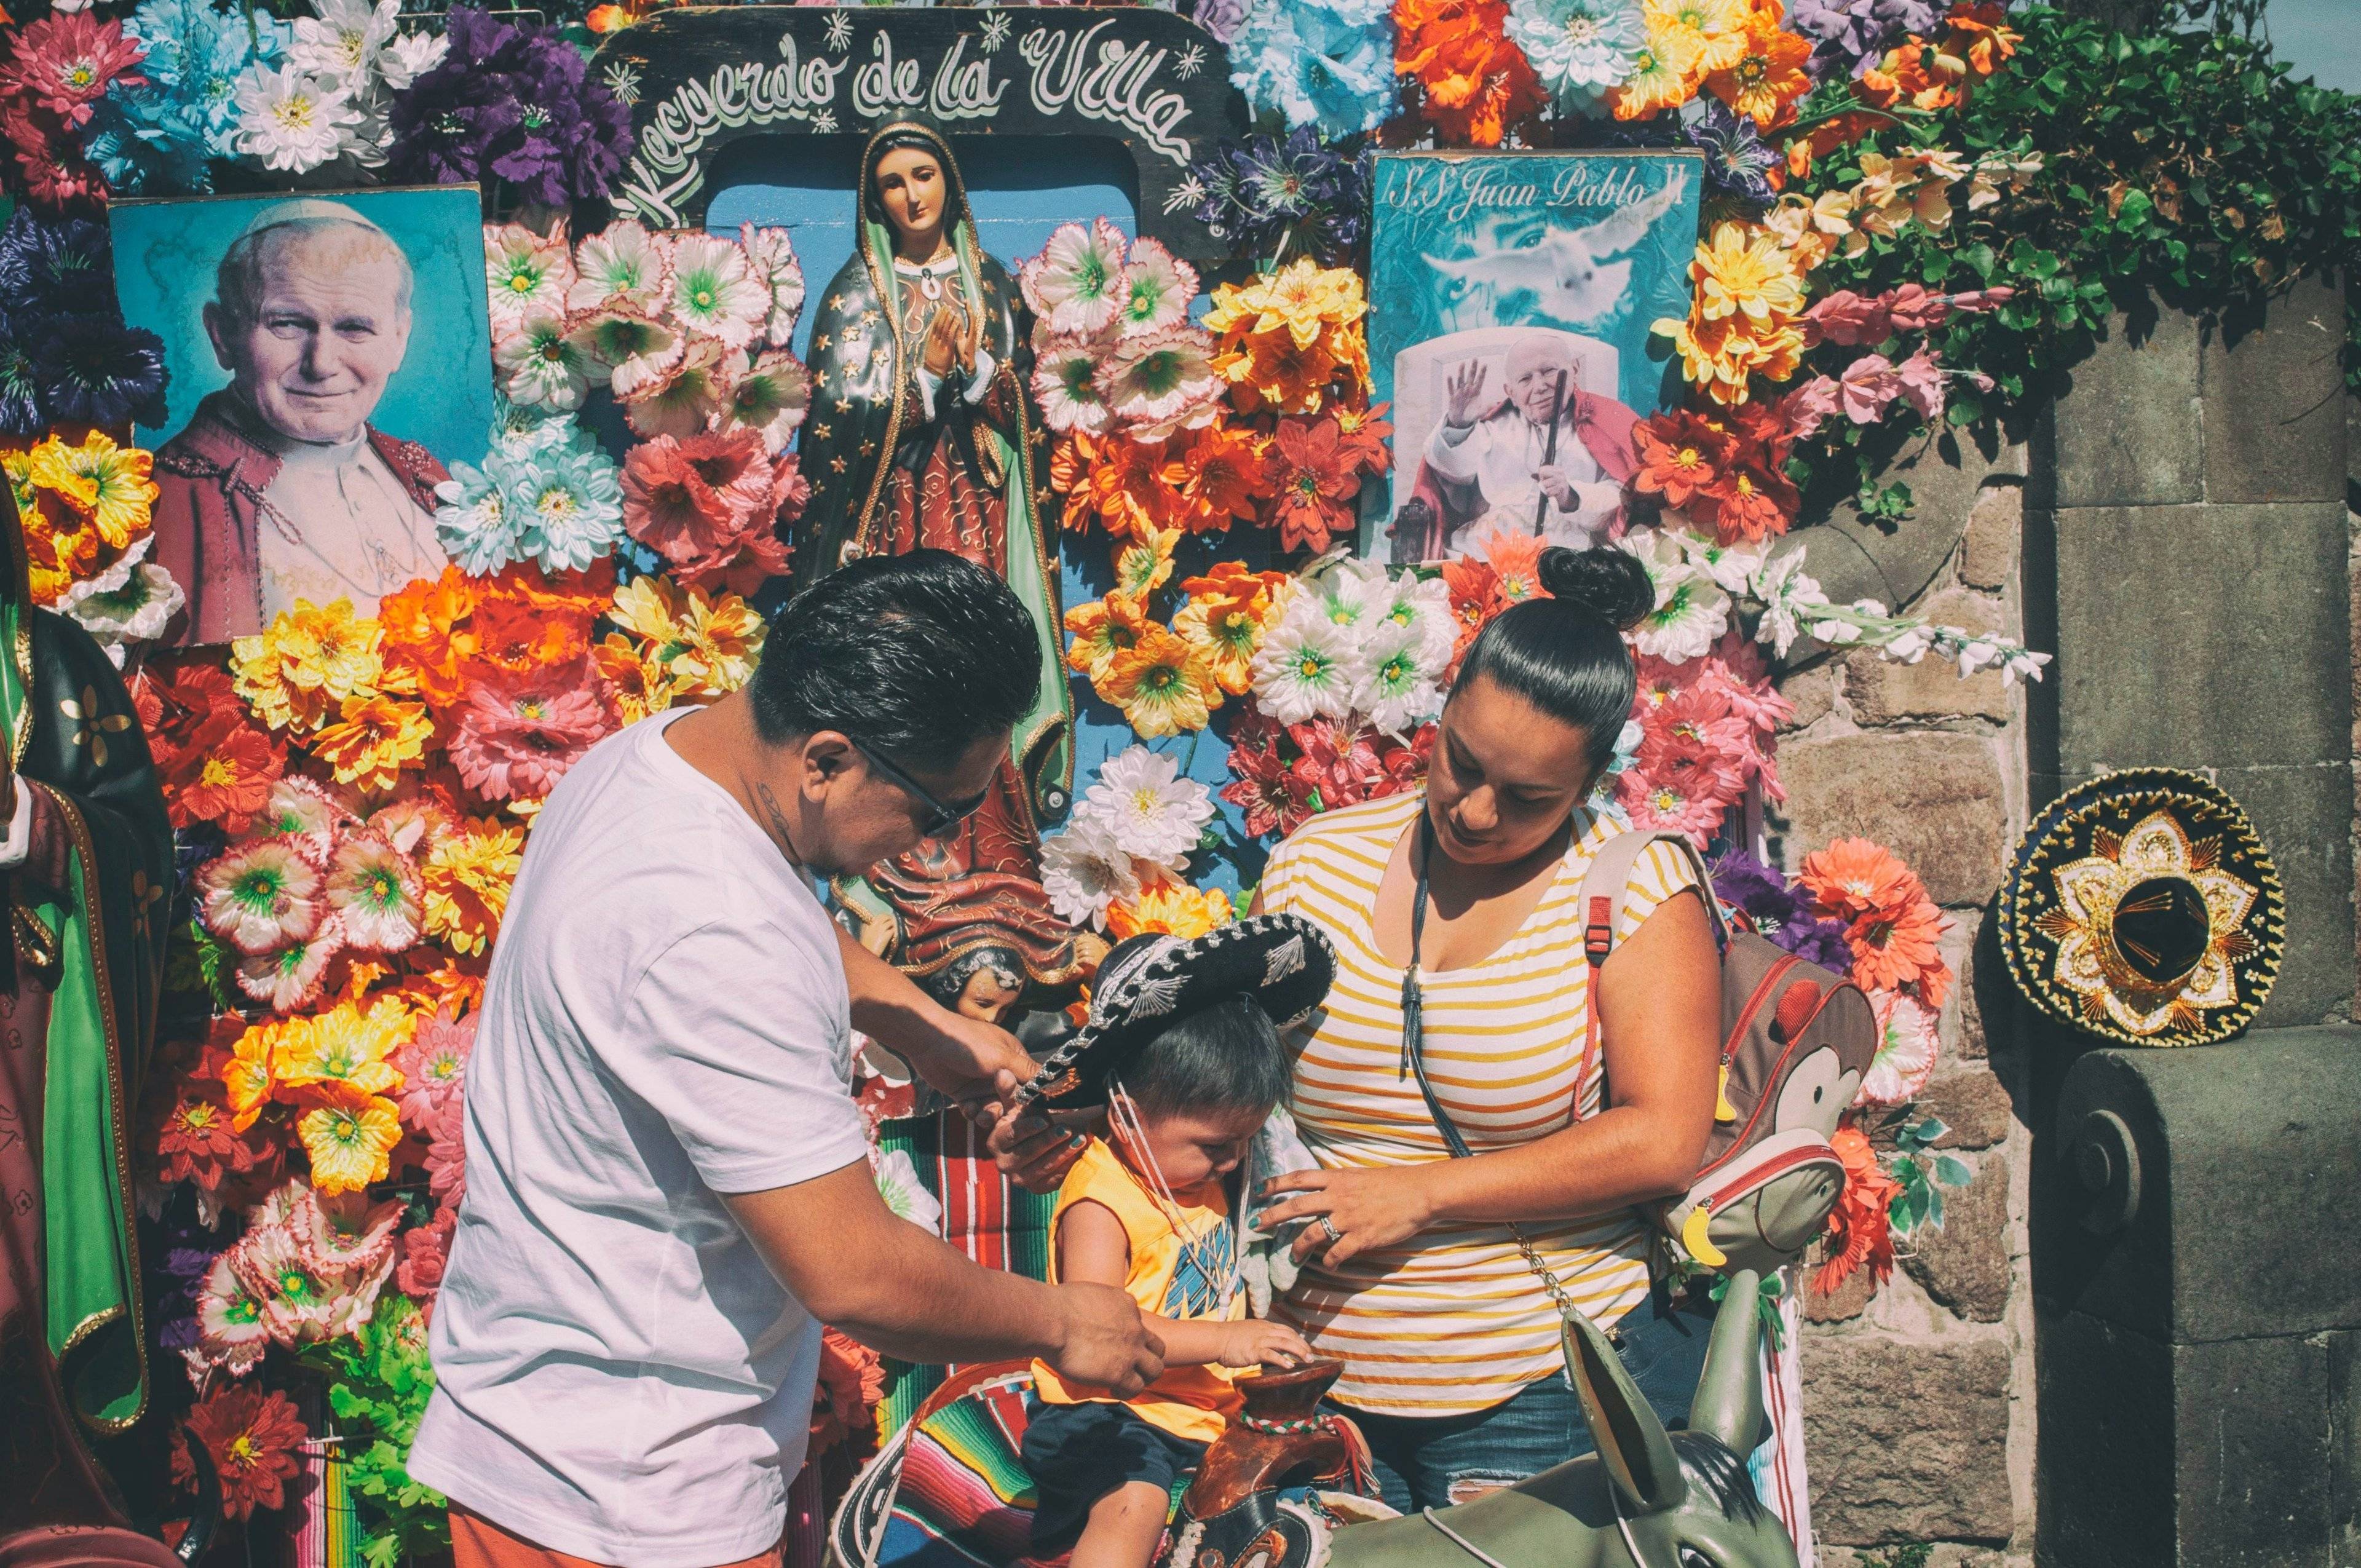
[1019, 914, 1337, 1107]
[1998, 767, 2285, 1047]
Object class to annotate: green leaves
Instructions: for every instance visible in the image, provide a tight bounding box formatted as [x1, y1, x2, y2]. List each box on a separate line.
[300, 1295, 451, 1568]
[1883, 1114, 1971, 1234]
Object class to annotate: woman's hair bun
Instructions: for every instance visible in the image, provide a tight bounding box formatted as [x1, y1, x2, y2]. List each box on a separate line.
[1538, 545, 1653, 635]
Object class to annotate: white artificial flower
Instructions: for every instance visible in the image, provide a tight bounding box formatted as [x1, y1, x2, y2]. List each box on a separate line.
[291, 0, 395, 82]
[871, 1149, 943, 1233]
[2001, 649, 2051, 686]
[1952, 635, 1999, 677]
[1040, 815, 1141, 931]
[1625, 531, 1728, 662]
[1883, 625, 1934, 663]
[739, 223, 807, 349]
[377, 28, 449, 90]
[232, 65, 361, 172]
[1085, 746, 1215, 871]
[61, 541, 183, 654]
[1313, 558, 1396, 639]
[1354, 619, 1444, 735]
[1375, 568, 1456, 673]
[1748, 546, 1828, 657]
[1677, 531, 1768, 596]
[1251, 615, 1363, 726]
[667, 233, 773, 349]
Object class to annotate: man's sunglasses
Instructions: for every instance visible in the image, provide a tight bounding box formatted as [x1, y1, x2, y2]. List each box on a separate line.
[848, 737, 984, 839]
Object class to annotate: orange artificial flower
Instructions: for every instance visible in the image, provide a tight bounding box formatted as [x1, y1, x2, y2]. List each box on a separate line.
[378, 569, 481, 708]
[1396, 0, 1546, 146]
[1053, 432, 1173, 542]
[1798, 836, 1921, 925]
[1631, 410, 1738, 509]
[1064, 592, 1153, 683]
[1482, 531, 1545, 606]
[1098, 624, 1220, 737]
[1166, 421, 1272, 534]
[1107, 882, 1233, 941]
[1814, 1122, 1898, 1296]
[1704, 6, 1812, 130]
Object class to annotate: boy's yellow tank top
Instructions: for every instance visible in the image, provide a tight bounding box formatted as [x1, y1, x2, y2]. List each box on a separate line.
[1031, 1137, 1246, 1445]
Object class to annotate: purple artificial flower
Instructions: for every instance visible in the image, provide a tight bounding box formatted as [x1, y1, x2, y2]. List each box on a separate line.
[1685, 101, 1778, 208]
[1186, 129, 1370, 266]
[1193, 0, 1251, 45]
[35, 319, 168, 428]
[1707, 848, 1856, 970]
[384, 9, 634, 209]
[0, 316, 43, 437]
[156, 1237, 229, 1353]
[1787, 0, 1937, 81]
[0, 207, 114, 320]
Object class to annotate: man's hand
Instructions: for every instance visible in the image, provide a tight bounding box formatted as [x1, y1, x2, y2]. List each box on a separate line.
[1444, 358, 1489, 427]
[906, 1012, 1038, 1112]
[1042, 1283, 1165, 1397]
[1536, 463, 1576, 508]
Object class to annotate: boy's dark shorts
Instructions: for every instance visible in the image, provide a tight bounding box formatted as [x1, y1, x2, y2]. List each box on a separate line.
[1021, 1395, 1208, 1552]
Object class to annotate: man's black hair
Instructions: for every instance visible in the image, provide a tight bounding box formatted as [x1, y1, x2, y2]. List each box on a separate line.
[750, 550, 1041, 772]
[1125, 996, 1291, 1121]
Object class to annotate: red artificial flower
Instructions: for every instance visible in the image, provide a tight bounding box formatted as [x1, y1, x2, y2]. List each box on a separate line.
[396, 1206, 456, 1302]
[621, 429, 794, 587]
[1220, 713, 1316, 838]
[171, 1384, 308, 1521]
[1814, 1121, 1898, 1296]
[465, 593, 590, 678]
[1265, 415, 1358, 555]
[811, 1327, 887, 1457]
[1396, 0, 1546, 146]
[148, 1062, 266, 1194]
[1481, 530, 1544, 606]
[446, 658, 617, 804]
[1704, 453, 1800, 544]
[1631, 411, 1738, 512]
[175, 723, 287, 834]
[0, 12, 146, 129]
[1287, 718, 1386, 811]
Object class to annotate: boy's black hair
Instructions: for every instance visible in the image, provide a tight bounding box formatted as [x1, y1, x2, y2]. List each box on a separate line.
[1122, 996, 1290, 1121]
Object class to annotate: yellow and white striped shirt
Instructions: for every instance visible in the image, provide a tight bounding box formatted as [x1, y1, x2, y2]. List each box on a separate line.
[1262, 789, 1700, 1418]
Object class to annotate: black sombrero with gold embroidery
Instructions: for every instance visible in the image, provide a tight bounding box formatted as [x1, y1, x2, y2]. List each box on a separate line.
[1998, 768, 2285, 1047]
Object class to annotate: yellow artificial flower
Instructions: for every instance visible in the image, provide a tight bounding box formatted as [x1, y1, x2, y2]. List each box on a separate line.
[1106, 881, 1234, 941]
[1173, 584, 1281, 697]
[592, 633, 678, 726]
[1762, 189, 1854, 272]
[1098, 624, 1219, 737]
[232, 600, 385, 735]
[274, 996, 409, 1107]
[607, 574, 766, 697]
[1612, 45, 1691, 119]
[422, 816, 524, 957]
[1690, 221, 1806, 328]
[1064, 592, 1152, 683]
[27, 431, 157, 549]
[1113, 528, 1180, 601]
[298, 1096, 404, 1195]
[222, 1018, 292, 1133]
[310, 694, 434, 794]
[1651, 222, 1809, 405]
[1, 449, 32, 521]
[1642, 0, 1749, 83]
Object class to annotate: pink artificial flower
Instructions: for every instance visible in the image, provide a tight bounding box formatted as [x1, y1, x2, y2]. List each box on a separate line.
[447, 660, 617, 802]
[1838, 353, 1904, 424]
[622, 336, 740, 440]
[197, 839, 323, 956]
[424, 1096, 467, 1210]
[191, 1249, 271, 1382]
[1862, 989, 1942, 1106]
[325, 831, 425, 953]
[366, 792, 457, 861]
[392, 1005, 476, 1130]
[620, 429, 797, 591]
[1803, 290, 1892, 347]
[232, 1224, 338, 1346]
[1616, 766, 1731, 847]
[0, 12, 146, 127]
[395, 1207, 456, 1302]
[234, 914, 344, 1013]
[1880, 283, 1948, 332]
[254, 776, 351, 867]
[1779, 376, 1842, 440]
[293, 1187, 403, 1279]
[1645, 684, 1752, 761]
[1896, 347, 1947, 421]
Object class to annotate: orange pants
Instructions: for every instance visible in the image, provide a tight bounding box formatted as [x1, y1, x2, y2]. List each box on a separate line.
[449, 1505, 785, 1568]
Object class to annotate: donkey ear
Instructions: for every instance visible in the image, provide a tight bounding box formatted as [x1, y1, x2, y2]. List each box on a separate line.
[1688, 1270, 1769, 1455]
[1563, 1313, 1687, 1516]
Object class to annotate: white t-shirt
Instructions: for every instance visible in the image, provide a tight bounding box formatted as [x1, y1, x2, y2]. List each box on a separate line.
[409, 710, 871, 1567]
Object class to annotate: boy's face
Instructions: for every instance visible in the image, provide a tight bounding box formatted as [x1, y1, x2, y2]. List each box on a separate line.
[1120, 1103, 1269, 1192]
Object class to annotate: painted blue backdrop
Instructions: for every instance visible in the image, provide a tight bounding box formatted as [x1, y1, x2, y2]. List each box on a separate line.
[712, 135, 1273, 899]
[109, 184, 496, 469]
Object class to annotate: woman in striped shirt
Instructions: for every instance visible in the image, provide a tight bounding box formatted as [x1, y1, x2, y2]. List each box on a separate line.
[1251, 545, 1724, 1513]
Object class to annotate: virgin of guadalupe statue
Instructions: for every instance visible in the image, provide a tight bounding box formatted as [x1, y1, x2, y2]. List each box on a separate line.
[0, 486, 177, 1545]
[795, 117, 1096, 1020]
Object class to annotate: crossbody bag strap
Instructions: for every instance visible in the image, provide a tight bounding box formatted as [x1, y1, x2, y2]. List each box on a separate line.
[1399, 815, 1592, 1341]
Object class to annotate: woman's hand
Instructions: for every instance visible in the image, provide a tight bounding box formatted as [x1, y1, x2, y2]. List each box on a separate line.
[989, 1095, 1097, 1193]
[922, 306, 960, 376]
[1217, 1319, 1315, 1371]
[1256, 1166, 1436, 1269]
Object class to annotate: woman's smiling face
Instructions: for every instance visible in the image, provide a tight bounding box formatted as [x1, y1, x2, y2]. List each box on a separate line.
[1425, 672, 1595, 867]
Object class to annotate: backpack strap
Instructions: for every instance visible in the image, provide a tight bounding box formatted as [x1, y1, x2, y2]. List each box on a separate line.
[1569, 828, 1728, 1120]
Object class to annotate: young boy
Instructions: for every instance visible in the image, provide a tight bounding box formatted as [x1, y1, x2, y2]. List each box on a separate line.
[1023, 923, 1330, 1568]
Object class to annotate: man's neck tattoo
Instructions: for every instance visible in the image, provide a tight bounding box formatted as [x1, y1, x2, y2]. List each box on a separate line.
[751, 781, 803, 866]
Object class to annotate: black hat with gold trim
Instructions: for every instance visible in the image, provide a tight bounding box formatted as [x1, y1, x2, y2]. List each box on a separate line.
[1998, 768, 2285, 1047]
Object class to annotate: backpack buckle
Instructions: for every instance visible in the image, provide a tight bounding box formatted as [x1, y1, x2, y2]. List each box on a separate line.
[1584, 895, 1614, 964]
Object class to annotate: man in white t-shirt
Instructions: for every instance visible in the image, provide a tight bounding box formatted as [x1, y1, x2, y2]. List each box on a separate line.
[408, 552, 1161, 1568]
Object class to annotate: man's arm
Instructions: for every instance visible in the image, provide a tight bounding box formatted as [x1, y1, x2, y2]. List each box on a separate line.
[724, 1159, 1165, 1390]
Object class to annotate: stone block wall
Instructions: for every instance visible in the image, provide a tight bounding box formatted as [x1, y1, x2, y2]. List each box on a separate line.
[1768, 445, 2036, 1563]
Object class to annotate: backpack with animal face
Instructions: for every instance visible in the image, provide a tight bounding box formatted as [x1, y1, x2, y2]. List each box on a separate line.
[1570, 834, 1878, 1276]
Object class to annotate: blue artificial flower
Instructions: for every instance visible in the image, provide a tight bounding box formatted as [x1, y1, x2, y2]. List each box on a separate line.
[435, 459, 525, 576]
[0, 316, 44, 438]
[1503, 0, 1645, 113]
[35, 320, 170, 429]
[1188, 127, 1373, 264]
[1229, 0, 1397, 140]
[1685, 100, 1779, 207]
[85, 0, 292, 195]
[510, 418, 626, 574]
[0, 208, 114, 322]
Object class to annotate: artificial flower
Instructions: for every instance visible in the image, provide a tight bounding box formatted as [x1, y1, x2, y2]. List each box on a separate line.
[567, 309, 682, 399]
[1640, 0, 1747, 81]
[1396, 0, 1546, 145]
[483, 224, 574, 336]
[666, 232, 771, 348]
[622, 336, 740, 440]
[448, 660, 616, 802]
[1173, 579, 1281, 697]
[740, 222, 805, 348]
[620, 427, 794, 587]
[391, 1004, 474, 1128]
[603, 573, 765, 699]
[1230, 0, 1397, 138]
[1219, 716, 1314, 837]
[1032, 336, 1115, 435]
[496, 308, 593, 410]
[1166, 421, 1273, 536]
[1106, 881, 1234, 941]
[309, 692, 433, 793]
[326, 831, 425, 952]
[421, 815, 523, 956]
[1019, 218, 1128, 337]
[1265, 413, 1359, 555]
[1040, 813, 1141, 931]
[384, 9, 633, 207]
[1624, 530, 1731, 660]
[197, 839, 323, 956]
[1353, 620, 1444, 735]
[27, 429, 157, 548]
[231, 598, 384, 734]
[190, 1250, 271, 1381]
[1064, 591, 1153, 684]
[1861, 990, 1940, 1106]
[1113, 528, 1180, 601]
[172, 1384, 307, 1520]
[1631, 410, 1736, 509]
[1096, 325, 1220, 434]
[1085, 746, 1216, 868]
[1, 10, 148, 131]
[1505, 0, 1643, 110]
[230, 63, 359, 172]
[1185, 128, 1373, 265]
[1815, 1121, 1897, 1294]
[31, 319, 169, 429]
[1099, 624, 1220, 738]
[568, 218, 670, 314]
[724, 349, 812, 454]
[297, 1095, 403, 1194]
[1686, 99, 1779, 204]
[1703, 3, 1811, 128]
[1251, 614, 1359, 725]
[1115, 237, 1198, 334]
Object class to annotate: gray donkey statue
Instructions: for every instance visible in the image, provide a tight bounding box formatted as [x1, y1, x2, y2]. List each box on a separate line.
[1163, 1269, 1797, 1568]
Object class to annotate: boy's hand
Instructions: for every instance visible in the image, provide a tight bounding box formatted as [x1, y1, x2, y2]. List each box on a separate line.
[1219, 1320, 1313, 1371]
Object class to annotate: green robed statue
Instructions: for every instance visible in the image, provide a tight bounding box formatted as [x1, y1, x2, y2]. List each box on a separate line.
[794, 117, 1097, 1021]
[0, 481, 177, 1545]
